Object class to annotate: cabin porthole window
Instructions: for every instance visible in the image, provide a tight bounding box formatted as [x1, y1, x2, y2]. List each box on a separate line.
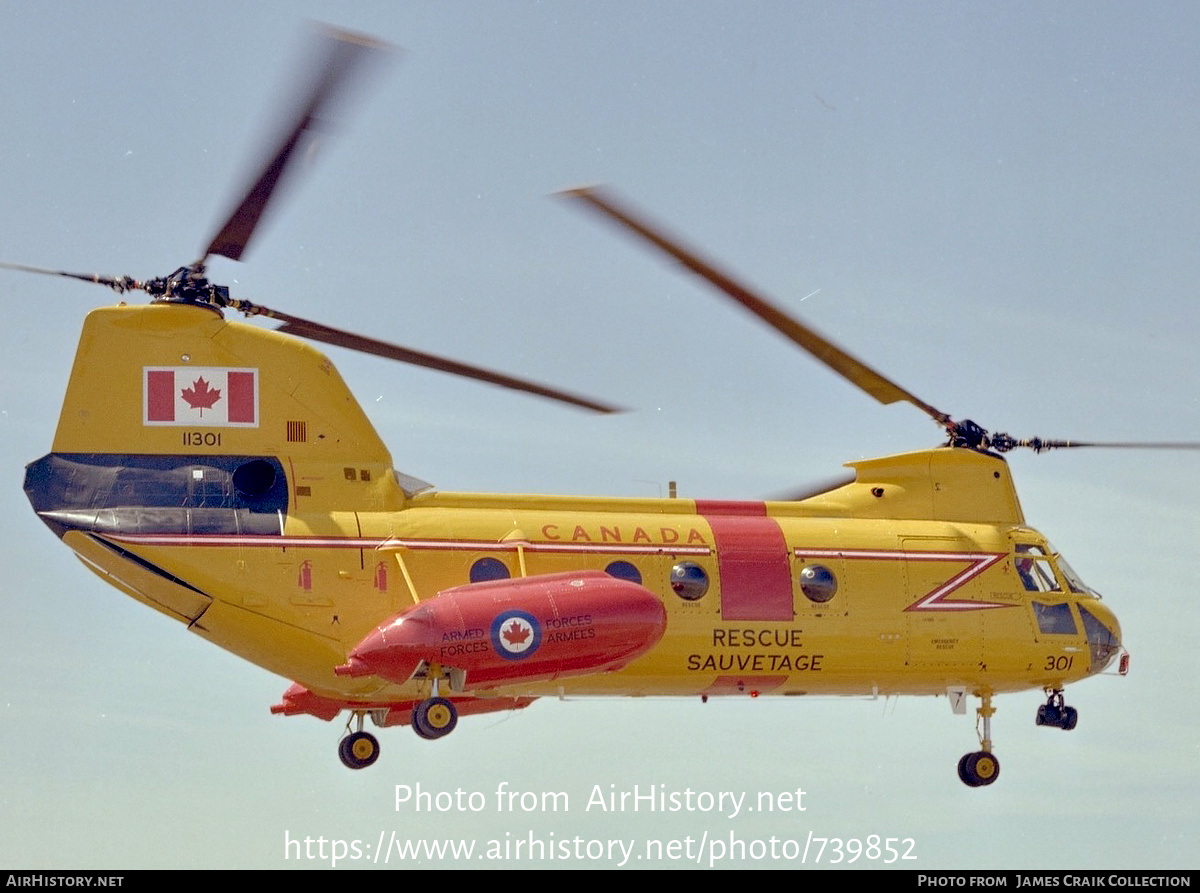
[799, 564, 837, 603]
[605, 560, 642, 585]
[470, 557, 510, 583]
[670, 562, 709, 600]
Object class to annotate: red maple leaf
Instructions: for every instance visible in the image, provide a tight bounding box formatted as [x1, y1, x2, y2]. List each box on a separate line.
[181, 376, 222, 415]
[502, 620, 531, 646]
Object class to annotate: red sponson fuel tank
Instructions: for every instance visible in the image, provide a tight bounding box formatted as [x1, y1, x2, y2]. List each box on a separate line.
[336, 570, 668, 687]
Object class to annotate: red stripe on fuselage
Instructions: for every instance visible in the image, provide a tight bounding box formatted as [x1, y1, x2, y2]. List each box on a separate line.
[695, 500, 793, 621]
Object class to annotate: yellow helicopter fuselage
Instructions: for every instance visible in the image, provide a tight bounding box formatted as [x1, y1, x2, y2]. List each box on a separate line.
[29, 303, 1120, 724]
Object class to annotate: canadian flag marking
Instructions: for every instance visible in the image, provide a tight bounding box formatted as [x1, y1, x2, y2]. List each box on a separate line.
[143, 367, 259, 427]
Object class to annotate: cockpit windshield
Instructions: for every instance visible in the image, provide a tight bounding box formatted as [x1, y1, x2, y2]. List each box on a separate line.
[1052, 548, 1097, 597]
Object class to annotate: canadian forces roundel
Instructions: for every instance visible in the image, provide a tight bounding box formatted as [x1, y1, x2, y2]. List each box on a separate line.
[491, 610, 542, 660]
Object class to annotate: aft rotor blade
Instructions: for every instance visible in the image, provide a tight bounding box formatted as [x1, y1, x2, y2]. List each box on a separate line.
[200, 27, 391, 265]
[0, 260, 140, 293]
[239, 307, 620, 413]
[770, 471, 857, 501]
[562, 186, 952, 428]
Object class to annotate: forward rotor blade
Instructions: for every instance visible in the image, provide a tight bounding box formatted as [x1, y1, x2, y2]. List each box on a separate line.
[200, 26, 391, 266]
[562, 186, 951, 428]
[1008, 438, 1200, 453]
[240, 307, 620, 413]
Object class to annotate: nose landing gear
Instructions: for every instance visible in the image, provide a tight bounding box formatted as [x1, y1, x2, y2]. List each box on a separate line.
[958, 693, 1000, 787]
[1035, 689, 1078, 730]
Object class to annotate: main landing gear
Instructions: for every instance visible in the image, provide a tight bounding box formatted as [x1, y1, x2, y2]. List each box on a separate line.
[957, 693, 1000, 788]
[412, 697, 458, 739]
[338, 712, 380, 770]
[411, 669, 459, 741]
[1035, 689, 1078, 730]
[334, 673, 463, 767]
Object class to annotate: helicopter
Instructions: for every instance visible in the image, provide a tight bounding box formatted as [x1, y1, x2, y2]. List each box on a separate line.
[9, 27, 1187, 788]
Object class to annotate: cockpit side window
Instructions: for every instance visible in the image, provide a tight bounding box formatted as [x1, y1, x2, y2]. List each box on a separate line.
[1033, 601, 1077, 635]
[1014, 544, 1061, 593]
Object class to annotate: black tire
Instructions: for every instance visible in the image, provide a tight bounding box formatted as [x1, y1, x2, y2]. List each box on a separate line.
[960, 751, 1000, 787]
[412, 697, 458, 740]
[338, 731, 380, 769]
[957, 752, 979, 787]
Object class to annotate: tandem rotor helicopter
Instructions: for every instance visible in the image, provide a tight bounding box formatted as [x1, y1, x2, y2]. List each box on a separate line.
[8, 28, 1192, 787]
